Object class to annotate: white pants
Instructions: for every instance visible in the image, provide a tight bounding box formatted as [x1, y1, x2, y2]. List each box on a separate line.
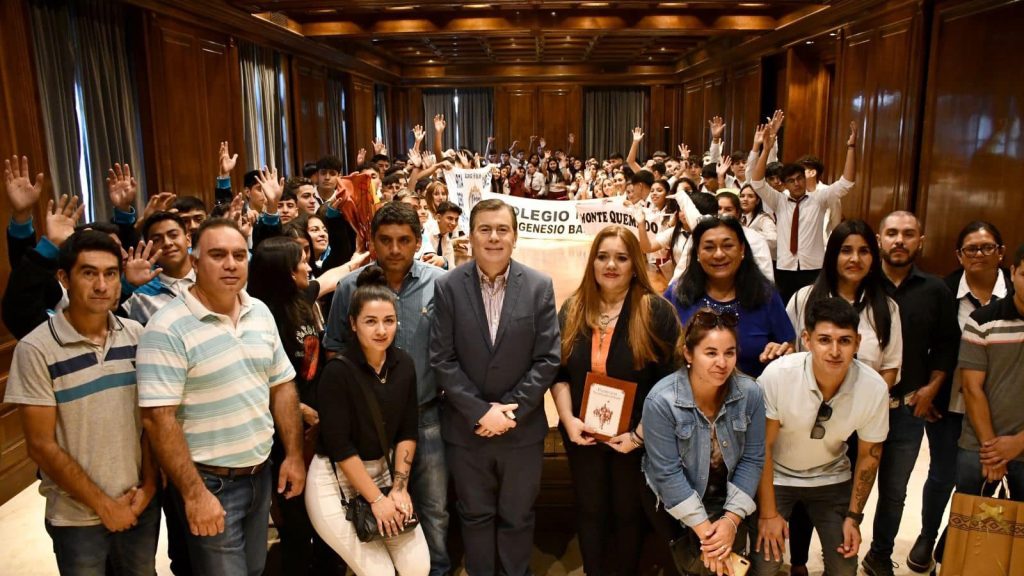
[305, 455, 430, 576]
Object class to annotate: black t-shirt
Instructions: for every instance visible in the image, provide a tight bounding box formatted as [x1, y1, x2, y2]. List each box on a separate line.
[317, 345, 419, 462]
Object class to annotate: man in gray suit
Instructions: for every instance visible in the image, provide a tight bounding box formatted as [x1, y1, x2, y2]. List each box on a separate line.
[430, 198, 560, 576]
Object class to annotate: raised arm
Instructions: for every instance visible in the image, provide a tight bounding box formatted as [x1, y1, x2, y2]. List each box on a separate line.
[708, 116, 726, 164]
[626, 127, 644, 173]
[432, 114, 446, 159]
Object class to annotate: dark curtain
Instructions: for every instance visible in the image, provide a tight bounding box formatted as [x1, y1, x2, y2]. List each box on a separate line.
[423, 89, 457, 152]
[240, 40, 290, 174]
[326, 73, 348, 173]
[583, 87, 647, 162]
[30, 0, 145, 223]
[454, 88, 493, 154]
[374, 84, 389, 153]
[76, 0, 146, 223]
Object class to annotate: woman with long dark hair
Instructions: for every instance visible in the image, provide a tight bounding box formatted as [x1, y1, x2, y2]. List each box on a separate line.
[643, 309, 765, 576]
[738, 183, 776, 256]
[248, 236, 366, 576]
[552, 225, 680, 575]
[306, 266, 429, 575]
[666, 215, 794, 377]
[786, 219, 902, 384]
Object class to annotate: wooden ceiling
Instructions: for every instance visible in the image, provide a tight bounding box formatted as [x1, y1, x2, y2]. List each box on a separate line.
[231, 1, 828, 71]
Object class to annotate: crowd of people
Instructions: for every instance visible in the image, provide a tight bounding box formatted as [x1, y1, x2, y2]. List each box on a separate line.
[2, 105, 1022, 576]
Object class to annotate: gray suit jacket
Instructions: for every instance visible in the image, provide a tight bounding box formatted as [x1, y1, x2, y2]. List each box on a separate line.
[430, 259, 560, 447]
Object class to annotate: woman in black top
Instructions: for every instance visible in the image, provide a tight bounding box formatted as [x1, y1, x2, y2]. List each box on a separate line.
[305, 266, 429, 576]
[551, 225, 681, 576]
[251, 236, 363, 575]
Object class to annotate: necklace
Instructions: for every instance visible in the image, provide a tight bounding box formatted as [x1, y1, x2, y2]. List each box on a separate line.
[597, 312, 620, 347]
[372, 364, 389, 385]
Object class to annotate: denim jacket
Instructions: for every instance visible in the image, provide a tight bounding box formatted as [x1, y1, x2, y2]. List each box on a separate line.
[641, 368, 766, 527]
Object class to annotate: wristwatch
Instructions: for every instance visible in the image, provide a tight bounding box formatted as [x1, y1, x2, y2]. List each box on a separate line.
[845, 510, 864, 525]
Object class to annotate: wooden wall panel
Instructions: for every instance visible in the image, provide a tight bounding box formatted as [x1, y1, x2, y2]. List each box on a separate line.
[917, 0, 1024, 273]
[0, 0, 49, 506]
[291, 60, 329, 168]
[537, 86, 582, 153]
[141, 14, 244, 205]
[345, 75, 376, 168]
[682, 79, 705, 155]
[495, 86, 539, 154]
[726, 64, 762, 156]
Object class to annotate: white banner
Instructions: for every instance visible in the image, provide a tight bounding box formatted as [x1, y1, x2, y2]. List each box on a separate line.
[444, 167, 492, 233]
[575, 199, 665, 238]
[481, 192, 588, 239]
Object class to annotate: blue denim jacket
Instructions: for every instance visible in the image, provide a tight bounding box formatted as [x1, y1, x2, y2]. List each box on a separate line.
[641, 368, 766, 527]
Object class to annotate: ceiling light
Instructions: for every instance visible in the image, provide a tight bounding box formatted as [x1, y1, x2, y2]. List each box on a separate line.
[660, 47, 666, 51]
[829, 32, 838, 37]
[659, 2, 688, 7]
[551, 11, 557, 16]
[385, 5, 416, 10]
[581, 2, 610, 6]
[805, 40, 815, 45]
[738, 2, 768, 7]
[464, 4, 491, 8]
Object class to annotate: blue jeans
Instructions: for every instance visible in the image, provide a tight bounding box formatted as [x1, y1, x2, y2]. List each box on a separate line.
[45, 497, 160, 576]
[955, 448, 1024, 499]
[411, 406, 451, 576]
[869, 405, 926, 559]
[920, 413, 963, 540]
[167, 465, 273, 576]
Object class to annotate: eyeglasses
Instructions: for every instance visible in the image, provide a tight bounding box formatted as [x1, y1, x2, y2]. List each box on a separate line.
[810, 401, 833, 439]
[689, 308, 739, 330]
[958, 244, 1001, 257]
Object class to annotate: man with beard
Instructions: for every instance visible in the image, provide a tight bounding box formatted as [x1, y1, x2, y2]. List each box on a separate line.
[861, 211, 958, 576]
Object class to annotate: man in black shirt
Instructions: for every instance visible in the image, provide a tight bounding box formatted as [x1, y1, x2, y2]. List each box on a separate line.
[862, 211, 959, 576]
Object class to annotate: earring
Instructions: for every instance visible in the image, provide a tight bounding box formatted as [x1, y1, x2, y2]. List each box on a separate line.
[686, 362, 692, 369]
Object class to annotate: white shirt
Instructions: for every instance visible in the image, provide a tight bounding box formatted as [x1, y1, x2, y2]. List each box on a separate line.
[759, 353, 890, 487]
[787, 286, 903, 376]
[752, 177, 854, 271]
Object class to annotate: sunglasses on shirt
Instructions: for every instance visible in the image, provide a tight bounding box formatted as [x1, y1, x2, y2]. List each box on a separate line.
[811, 401, 833, 440]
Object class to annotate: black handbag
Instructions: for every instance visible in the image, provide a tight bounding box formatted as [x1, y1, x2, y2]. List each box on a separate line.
[329, 357, 419, 543]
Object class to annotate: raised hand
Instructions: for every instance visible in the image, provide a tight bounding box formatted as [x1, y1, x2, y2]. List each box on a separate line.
[678, 143, 691, 160]
[568, 132, 576, 145]
[5, 155, 45, 222]
[542, 149, 552, 160]
[717, 156, 732, 181]
[768, 109, 785, 132]
[412, 124, 425, 142]
[509, 139, 519, 150]
[753, 124, 768, 148]
[141, 192, 177, 224]
[356, 148, 367, 165]
[433, 114, 446, 132]
[487, 135, 495, 145]
[709, 116, 726, 141]
[847, 121, 858, 147]
[456, 150, 470, 167]
[538, 137, 547, 149]
[372, 138, 387, 156]
[632, 127, 645, 142]
[124, 240, 164, 287]
[407, 148, 423, 169]
[106, 163, 138, 212]
[255, 166, 282, 207]
[422, 152, 437, 169]
[218, 141, 238, 177]
[44, 195, 85, 247]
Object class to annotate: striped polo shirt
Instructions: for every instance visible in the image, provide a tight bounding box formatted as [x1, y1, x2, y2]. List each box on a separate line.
[137, 288, 295, 467]
[958, 297, 1024, 459]
[4, 312, 143, 526]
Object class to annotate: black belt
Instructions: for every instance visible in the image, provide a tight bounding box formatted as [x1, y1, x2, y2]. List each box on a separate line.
[195, 460, 268, 478]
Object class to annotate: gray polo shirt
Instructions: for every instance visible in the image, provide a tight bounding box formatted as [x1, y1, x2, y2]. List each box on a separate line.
[5, 312, 144, 526]
[958, 297, 1024, 459]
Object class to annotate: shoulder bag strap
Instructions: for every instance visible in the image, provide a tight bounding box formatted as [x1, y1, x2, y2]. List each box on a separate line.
[336, 356, 396, 480]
